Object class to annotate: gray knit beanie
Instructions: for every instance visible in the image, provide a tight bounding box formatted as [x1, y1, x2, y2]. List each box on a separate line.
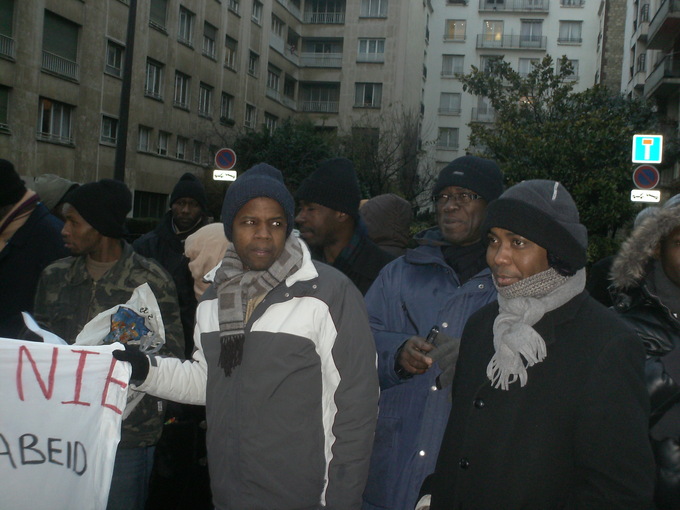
[221, 163, 294, 241]
[483, 179, 588, 271]
[434, 156, 504, 202]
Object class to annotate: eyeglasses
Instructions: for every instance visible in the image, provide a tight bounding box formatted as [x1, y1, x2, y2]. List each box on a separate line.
[433, 192, 482, 206]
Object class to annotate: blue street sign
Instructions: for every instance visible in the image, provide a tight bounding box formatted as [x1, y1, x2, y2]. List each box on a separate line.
[632, 134, 663, 164]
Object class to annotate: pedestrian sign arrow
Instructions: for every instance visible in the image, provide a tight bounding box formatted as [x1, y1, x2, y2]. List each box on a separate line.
[632, 134, 663, 164]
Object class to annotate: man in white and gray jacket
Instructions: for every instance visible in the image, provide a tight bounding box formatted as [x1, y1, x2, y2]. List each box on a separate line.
[115, 163, 379, 510]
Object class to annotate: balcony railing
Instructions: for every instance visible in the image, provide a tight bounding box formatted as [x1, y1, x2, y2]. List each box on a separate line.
[479, 0, 549, 11]
[438, 107, 462, 115]
[644, 55, 680, 96]
[42, 51, 79, 80]
[557, 36, 582, 43]
[270, 34, 285, 54]
[476, 34, 547, 50]
[266, 87, 281, 102]
[0, 34, 15, 59]
[647, 0, 680, 49]
[281, 96, 297, 110]
[299, 52, 342, 67]
[357, 53, 385, 63]
[304, 11, 345, 23]
[300, 100, 339, 113]
[471, 107, 496, 122]
[276, 0, 302, 20]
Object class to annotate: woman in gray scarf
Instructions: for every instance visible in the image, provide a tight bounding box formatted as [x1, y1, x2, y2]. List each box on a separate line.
[420, 180, 654, 510]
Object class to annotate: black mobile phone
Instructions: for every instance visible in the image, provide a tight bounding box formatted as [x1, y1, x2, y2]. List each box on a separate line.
[425, 325, 439, 345]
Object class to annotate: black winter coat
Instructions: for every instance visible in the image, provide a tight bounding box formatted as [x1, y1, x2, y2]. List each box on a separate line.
[133, 212, 205, 357]
[430, 291, 655, 510]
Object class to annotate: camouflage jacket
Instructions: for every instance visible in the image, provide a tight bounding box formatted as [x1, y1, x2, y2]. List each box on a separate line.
[33, 241, 185, 448]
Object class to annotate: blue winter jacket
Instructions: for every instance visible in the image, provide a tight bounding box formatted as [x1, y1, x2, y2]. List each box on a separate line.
[362, 227, 497, 510]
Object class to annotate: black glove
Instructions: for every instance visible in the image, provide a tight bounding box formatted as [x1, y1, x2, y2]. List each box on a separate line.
[113, 343, 150, 384]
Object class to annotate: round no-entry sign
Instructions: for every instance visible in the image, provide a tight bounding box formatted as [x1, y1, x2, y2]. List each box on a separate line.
[215, 148, 237, 170]
[632, 164, 660, 190]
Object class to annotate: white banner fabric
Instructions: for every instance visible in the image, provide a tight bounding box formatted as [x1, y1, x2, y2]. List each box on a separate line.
[0, 338, 130, 510]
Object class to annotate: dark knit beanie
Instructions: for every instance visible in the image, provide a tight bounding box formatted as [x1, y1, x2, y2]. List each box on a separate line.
[434, 156, 504, 202]
[0, 159, 27, 208]
[64, 179, 132, 238]
[295, 158, 361, 220]
[483, 179, 588, 271]
[221, 163, 294, 241]
[170, 172, 208, 211]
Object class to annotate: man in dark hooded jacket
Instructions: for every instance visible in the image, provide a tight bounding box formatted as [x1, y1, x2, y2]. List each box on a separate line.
[610, 196, 680, 510]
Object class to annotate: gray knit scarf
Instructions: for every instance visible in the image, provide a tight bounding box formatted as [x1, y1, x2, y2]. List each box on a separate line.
[487, 267, 586, 390]
[213, 235, 303, 376]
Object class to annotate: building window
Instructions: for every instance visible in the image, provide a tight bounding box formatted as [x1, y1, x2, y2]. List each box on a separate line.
[134, 191, 167, 219]
[220, 92, 234, 123]
[264, 113, 278, 135]
[357, 38, 385, 63]
[482, 20, 503, 43]
[300, 83, 340, 113]
[354, 83, 382, 108]
[267, 65, 281, 92]
[437, 128, 459, 149]
[520, 20, 543, 47]
[244, 103, 256, 128]
[100, 115, 118, 144]
[192, 140, 202, 163]
[518, 57, 539, 76]
[203, 22, 217, 58]
[178, 6, 194, 46]
[636, 53, 646, 73]
[272, 15, 285, 39]
[105, 40, 124, 77]
[42, 10, 79, 80]
[225, 36, 238, 70]
[481, 54, 503, 73]
[198, 82, 213, 117]
[38, 97, 73, 144]
[558, 20, 582, 43]
[145, 59, 164, 100]
[442, 54, 464, 76]
[560, 0, 584, 6]
[0, 86, 9, 130]
[439, 92, 461, 115]
[360, 0, 388, 17]
[176, 136, 187, 159]
[138, 125, 152, 152]
[228, 0, 240, 14]
[149, 0, 168, 30]
[158, 131, 169, 156]
[248, 51, 259, 77]
[445, 20, 466, 41]
[174, 71, 190, 109]
[557, 58, 579, 80]
[252, 1, 263, 24]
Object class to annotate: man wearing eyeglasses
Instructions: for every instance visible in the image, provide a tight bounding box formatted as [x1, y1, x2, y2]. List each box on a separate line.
[362, 156, 504, 510]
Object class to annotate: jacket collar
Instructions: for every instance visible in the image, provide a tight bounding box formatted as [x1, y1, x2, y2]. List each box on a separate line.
[65, 240, 133, 285]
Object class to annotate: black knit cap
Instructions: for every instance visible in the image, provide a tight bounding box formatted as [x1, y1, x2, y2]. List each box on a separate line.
[221, 163, 294, 241]
[434, 155, 504, 202]
[170, 172, 208, 211]
[483, 179, 588, 271]
[295, 157, 361, 220]
[0, 159, 27, 208]
[64, 179, 132, 239]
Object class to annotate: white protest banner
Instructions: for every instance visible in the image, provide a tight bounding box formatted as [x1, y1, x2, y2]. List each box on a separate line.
[0, 338, 130, 510]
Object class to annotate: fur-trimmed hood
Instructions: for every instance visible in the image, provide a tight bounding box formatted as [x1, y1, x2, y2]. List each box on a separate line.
[610, 203, 680, 291]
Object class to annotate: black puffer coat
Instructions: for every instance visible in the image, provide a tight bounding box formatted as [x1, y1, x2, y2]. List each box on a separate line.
[611, 203, 680, 510]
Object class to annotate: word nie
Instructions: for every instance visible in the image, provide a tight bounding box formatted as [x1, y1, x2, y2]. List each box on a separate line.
[15, 345, 127, 415]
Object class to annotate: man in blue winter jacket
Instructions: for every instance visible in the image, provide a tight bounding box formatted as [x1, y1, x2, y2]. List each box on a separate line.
[362, 156, 503, 510]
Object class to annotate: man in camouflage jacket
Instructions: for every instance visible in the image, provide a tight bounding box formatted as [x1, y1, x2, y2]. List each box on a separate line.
[33, 179, 184, 510]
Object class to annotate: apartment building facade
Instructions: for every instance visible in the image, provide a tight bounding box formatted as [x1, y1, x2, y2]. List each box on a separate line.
[0, 0, 430, 216]
[422, 0, 601, 169]
[622, 0, 679, 186]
